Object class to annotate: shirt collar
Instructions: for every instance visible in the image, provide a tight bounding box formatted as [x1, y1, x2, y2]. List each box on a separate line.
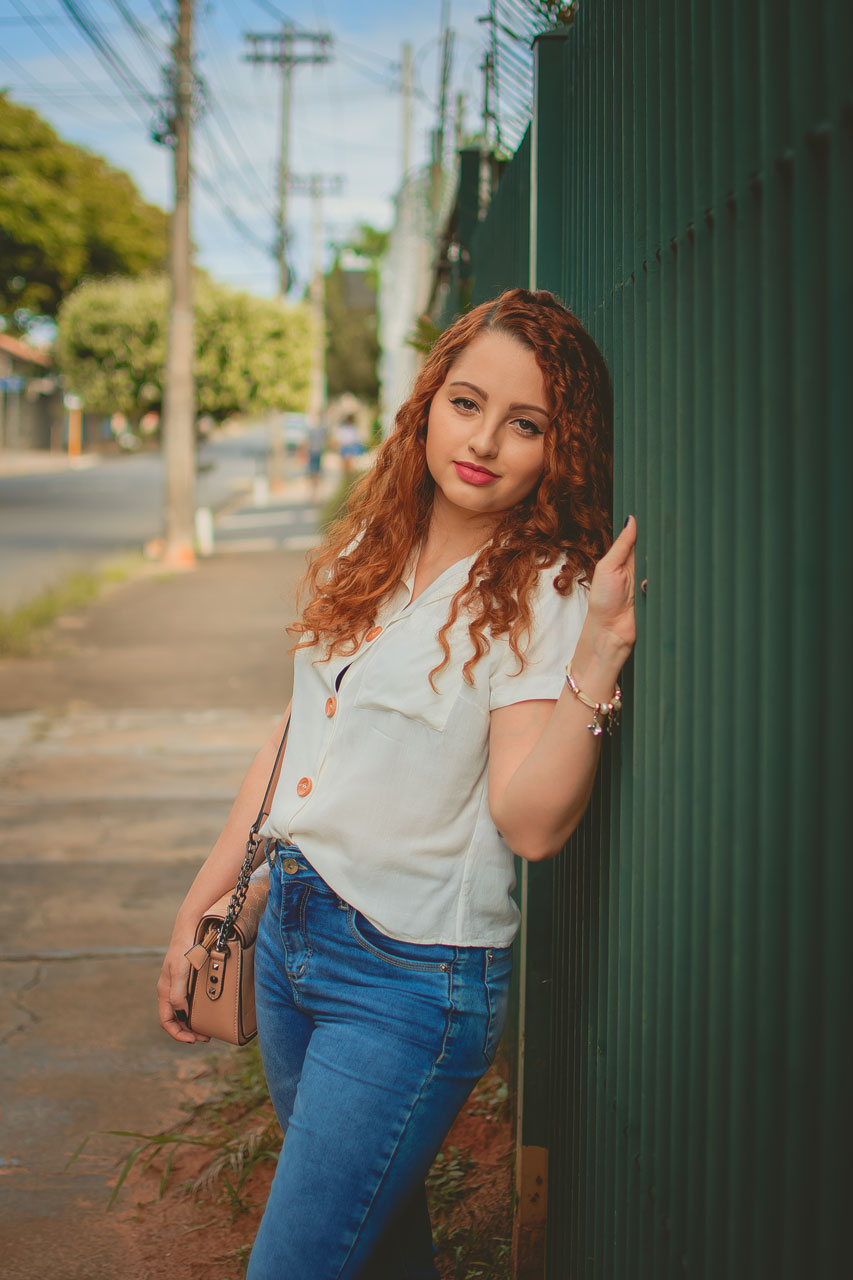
[398, 545, 480, 612]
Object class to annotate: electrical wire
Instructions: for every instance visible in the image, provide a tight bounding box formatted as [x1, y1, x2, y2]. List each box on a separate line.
[8, 0, 142, 115]
[145, 0, 176, 36]
[193, 161, 273, 256]
[334, 48, 399, 93]
[55, 0, 160, 119]
[104, 0, 168, 75]
[0, 46, 133, 122]
[0, 12, 66, 24]
[192, 9, 280, 236]
[245, 0, 301, 29]
[195, 79, 278, 220]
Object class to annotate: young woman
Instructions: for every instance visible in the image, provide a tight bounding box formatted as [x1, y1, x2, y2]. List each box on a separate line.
[158, 288, 637, 1279]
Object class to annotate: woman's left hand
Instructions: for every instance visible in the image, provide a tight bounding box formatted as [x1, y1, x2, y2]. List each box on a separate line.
[586, 514, 638, 652]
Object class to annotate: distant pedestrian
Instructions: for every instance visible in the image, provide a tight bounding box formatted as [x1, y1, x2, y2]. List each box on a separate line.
[336, 412, 361, 475]
[305, 419, 327, 498]
[159, 288, 637, 1278]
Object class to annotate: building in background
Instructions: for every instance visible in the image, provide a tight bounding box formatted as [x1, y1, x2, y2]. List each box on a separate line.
[0, 334, 61, 451]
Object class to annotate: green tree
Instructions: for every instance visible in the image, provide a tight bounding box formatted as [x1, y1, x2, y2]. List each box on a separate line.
[324, 223, 389, 402]
[0, 93, 167, 329]
[55, 274, 312, 426]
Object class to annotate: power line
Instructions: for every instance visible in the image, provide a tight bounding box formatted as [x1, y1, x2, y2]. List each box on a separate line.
[335, 47, 399, 92]
[145, 0, 176, 35]
[247, 0, 400, 82]
[104, 0, 168, 75]
[195, 78, 278, 220]
[55, 0, 160, 124]
[8, 0, 142, 116]
[193, 163, 273, 255]
[0, 46, 138, 124]
[191, 8, 280, 221]
[0, 13, 66, 24]
[247, 0, 302, 29]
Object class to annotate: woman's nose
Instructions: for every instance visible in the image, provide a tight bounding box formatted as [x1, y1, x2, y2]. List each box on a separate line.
[468, 421, 500, 457]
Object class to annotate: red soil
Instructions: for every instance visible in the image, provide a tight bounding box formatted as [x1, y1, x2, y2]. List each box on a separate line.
[115, 1066, 513, 1280]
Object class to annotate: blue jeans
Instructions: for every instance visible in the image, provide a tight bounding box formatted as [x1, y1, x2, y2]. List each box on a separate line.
[247, 842, 513, 1280]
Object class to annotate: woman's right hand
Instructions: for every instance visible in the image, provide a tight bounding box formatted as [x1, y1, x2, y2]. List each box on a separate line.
[157, 932, 210, 1044]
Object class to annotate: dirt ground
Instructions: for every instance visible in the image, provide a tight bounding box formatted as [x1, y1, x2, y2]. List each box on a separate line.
[116, 1059, 513, 1280]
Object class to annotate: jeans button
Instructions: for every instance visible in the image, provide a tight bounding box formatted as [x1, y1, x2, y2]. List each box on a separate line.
[283, 858, 299, 875]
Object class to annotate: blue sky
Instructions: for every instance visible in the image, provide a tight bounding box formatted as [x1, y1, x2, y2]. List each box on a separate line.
[0, 0, 513, 296]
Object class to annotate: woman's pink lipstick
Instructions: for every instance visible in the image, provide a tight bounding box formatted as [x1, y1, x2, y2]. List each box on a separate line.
[453, 461, 499, 486]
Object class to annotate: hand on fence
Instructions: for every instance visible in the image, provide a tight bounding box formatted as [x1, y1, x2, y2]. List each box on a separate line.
[587, 514, 638, 653]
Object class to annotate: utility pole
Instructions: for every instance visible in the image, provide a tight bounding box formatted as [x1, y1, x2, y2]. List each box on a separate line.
[401, 41, 412, 185]
[287, 174, 344, 431]
[163, 0, 195, 566]
[478, 47, 499, 219]
[244, 27, 332, 296]
[455, 89, 466, 153]
[430, 2, 454, 221]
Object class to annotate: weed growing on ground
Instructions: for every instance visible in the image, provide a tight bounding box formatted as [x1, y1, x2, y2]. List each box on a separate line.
[444, 1231, 512, 1279]
[427, 1146, 476, 1214]
[70, 1043, 282, 1218]
[466, 1072, 511, 1123]
[0, 555, 142, 656]
[92, 1043, 512, 1279]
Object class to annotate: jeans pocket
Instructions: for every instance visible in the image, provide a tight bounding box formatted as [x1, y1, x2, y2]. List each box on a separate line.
[346, 909, 453, 973]
[482, 947, 513, 1066]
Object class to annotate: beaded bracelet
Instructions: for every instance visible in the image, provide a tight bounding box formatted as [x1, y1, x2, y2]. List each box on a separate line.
[565, 663, 622, 737]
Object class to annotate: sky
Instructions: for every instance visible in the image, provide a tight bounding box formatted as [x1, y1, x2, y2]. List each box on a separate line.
[0, 0, 525, 298]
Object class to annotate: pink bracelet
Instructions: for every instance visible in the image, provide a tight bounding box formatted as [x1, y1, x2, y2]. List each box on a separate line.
[565, 663, 622, 737]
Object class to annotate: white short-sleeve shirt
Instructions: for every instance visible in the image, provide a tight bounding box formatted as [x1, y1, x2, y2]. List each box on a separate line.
[260, 552, 589, 947]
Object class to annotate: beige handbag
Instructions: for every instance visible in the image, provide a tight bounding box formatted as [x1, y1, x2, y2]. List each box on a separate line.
[183, 717, 290, 1045]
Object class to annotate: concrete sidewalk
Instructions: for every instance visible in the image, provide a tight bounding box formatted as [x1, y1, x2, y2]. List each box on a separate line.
[0, 448, 102, 476]
[0, 540, 311, 1278]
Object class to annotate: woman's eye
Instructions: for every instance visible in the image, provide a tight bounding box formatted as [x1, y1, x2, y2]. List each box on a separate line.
[514, 418, 544, 436]
[451, 397, 478, 412]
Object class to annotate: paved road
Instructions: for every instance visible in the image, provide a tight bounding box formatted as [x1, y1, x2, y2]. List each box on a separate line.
[0, 424, 296, 610]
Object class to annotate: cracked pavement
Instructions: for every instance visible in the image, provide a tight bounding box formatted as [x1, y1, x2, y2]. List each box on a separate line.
[0, 546, 305, 1278]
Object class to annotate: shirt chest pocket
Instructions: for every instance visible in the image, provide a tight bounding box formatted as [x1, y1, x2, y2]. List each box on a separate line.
[352, 624, 460, 733]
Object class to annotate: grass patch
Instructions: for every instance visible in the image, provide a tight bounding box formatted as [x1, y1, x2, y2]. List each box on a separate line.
[70, 1041, 280, 1220]
[0, 555, 142, 657]
[92, 1042, 512, 1278]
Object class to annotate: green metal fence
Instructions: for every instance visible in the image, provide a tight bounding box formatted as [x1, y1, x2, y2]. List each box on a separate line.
[470, 128, 531, 308]
[445, 3, 852, 1276]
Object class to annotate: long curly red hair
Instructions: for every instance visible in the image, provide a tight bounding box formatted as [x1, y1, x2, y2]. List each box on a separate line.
[291, 288, 613, 687]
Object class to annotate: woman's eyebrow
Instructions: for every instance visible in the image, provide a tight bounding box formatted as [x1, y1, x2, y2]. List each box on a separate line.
[448, 381, 548, 417]
[509, 401, 549, 417]
[449, 379, 489, 398]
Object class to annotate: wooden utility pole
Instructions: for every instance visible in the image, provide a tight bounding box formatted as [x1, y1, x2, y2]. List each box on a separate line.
[430, 2, 454, 220]
[287, 174, 344, 430]
[401, 41, 412, 183]
[455, 89, 466, 153]
[244, 27, 332, 296]
[162, 0, 195, 567]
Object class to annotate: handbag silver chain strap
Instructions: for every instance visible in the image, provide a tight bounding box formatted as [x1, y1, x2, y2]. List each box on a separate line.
[214, 715, 291, 951]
